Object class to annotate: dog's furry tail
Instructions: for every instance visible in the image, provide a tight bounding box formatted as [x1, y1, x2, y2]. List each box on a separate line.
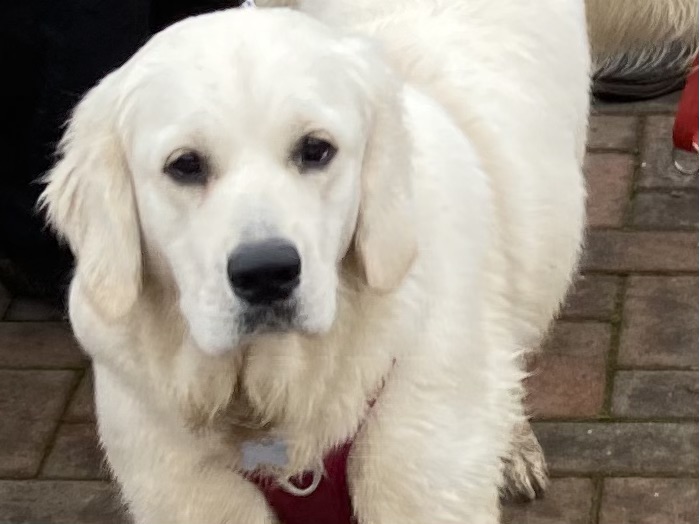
[587, 0, 698, 100]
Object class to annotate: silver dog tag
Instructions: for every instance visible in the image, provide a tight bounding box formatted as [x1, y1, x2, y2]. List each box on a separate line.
[240, 437, 289, 471]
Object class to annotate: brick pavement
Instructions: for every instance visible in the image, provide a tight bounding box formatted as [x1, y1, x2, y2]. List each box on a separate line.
[0, 93, 697, 523]
[504, 93, 698, 524]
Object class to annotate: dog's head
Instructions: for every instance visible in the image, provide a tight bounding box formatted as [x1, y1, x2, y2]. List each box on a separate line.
[40, 8, 416, 355]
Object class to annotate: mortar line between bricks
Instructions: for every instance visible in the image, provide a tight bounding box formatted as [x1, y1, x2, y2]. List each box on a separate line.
[600, 277, 627, 417]
[559, 316, 618, 323]
[615, 365, 699, 371]
[590, 476, 603, 524]
[586, 147, 638, 154]
[581, 270, 699, 277]
[534, 416, 699, 423]
[554, 317, 616, 324]
[548, 318, 609, 325]
[36, 472, 109, 482]
[588, 225, 698, 232]
[556, 315, 610, 324]
[549, 471, 699, 479]
[548, 473, 699, 479]
[34, 368, 86, 478]
[546, 473, 596, 479]
[534, 419, 698, 426]
[621, 116, 646, 228]
[634, 187, 699, 195]
[592, 109, 676, 117]
[625, 226, 699, 232]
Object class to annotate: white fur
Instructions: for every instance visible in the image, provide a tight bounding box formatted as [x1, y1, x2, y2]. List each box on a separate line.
[40, 3, 591, 523]
[585, 0, 697, 61]
[261, 0, 699, 84]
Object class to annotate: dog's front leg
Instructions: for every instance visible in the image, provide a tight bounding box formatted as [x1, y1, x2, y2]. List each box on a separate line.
[94, 366, 278, 524]
[120, 467, 279, 524]
[112, 458, 279, 524]
[347, 377, 505, 524]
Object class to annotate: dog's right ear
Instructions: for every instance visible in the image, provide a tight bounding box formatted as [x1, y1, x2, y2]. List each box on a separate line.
[339, 37, 417, 293]
[39, 73, 143, 320]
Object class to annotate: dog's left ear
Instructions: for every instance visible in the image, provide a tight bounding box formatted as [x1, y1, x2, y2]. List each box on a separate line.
[342, 37, 417, 292]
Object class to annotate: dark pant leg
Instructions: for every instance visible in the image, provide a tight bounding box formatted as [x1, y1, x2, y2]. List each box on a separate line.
[0, 0, 151, 297]
[0, 0, 233, 299]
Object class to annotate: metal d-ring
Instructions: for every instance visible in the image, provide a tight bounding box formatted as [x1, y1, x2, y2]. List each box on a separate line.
[672, 142, 699, 176]
[277, 468, 322, 497]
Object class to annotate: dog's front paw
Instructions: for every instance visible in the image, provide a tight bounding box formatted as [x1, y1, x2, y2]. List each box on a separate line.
[500, 421, 548, 503]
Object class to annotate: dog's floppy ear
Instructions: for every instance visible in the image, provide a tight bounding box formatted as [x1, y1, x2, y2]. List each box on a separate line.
[344, 38, 417, 292]
[39, 73, 142, 319]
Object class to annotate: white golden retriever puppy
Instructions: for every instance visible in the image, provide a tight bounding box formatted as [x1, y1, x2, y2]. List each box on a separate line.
[41, 2, 591, 523]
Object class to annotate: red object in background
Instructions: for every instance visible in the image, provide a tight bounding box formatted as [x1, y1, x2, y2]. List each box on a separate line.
[672, 58, 698, 153]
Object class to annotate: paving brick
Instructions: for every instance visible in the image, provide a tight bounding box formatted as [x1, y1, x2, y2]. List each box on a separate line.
[619, 276, 698, 369]
[64, 371, 96, 423]
[0, 480, 129, 524]
[581, 231, 699, 272]
[4, 298, 66, 321]
[525, 322, 610, 418]
[0, 282, 9, 319]
[600, 478, 698, 524]
[587, 115, 639, 150]
[561, 275, 620, 320]
[631, 190, 698, 229]
[612, 371, 699, 418]
[502, 478, 594, 524]
[584, 153, 635, 227]
[41, 424, 108, 480]
[0, 322, 87, 369]
[639, 115, 698, 189]
[593, 91, 681, 115]
[0, 370, 75, 478]
[534, 422, 698, 475]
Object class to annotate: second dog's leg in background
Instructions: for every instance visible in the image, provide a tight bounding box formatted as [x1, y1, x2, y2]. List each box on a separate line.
[587, 0, 698, 99]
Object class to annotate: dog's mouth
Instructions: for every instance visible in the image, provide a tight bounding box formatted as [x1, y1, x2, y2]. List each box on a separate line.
[239, 301, 298, 337]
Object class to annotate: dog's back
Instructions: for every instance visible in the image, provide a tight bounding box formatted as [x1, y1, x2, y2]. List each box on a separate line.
[260, 0, 698, 100]
[300, 0, 590, 347]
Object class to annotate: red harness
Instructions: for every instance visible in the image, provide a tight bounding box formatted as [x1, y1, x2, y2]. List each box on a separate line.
[243, 367, 392, 524]
[248, 441, 357, 524]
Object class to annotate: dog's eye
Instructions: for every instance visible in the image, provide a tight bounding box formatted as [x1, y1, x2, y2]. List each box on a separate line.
[164, 150, 207, 184]
[294, 136, 337, 171]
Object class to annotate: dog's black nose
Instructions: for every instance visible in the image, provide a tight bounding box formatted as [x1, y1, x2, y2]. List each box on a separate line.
[227, 239, 301, 304]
